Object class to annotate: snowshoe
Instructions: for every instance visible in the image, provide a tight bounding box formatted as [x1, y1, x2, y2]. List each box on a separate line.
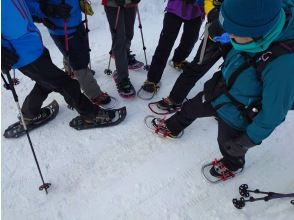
[148, 97, 182, 115]
[113, 71, 136, 99]
[128, 60, 144, 70]
[201, 159, 243, 183]
[169, 60, 189, 71]
[3, 100, 59, 138]
[128, 50, 144, 70]
[144, 115, 183, 139]
[69, 107, 127, 130]
[137, 81, 160, 100]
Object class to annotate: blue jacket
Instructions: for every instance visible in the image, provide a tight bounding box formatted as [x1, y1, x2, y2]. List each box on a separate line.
[211, 6, 294, 144]
[1, 0, 44, 69]
[26, 0, 82, 36]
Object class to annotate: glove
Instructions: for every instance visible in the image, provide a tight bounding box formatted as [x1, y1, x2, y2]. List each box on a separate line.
[1, 47, 19, 72]
[208, 19, 224, 39]
[223, 134, 256, 157]
[213, 33, 230, 44]
[32, 16, 57, 29]
[131, 0, 140, 3]
[40, 1, 72, 19]
[115, 0, 125, 6]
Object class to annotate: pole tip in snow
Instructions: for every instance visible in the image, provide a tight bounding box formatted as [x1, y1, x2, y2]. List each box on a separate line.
[39, 183, 51, 194]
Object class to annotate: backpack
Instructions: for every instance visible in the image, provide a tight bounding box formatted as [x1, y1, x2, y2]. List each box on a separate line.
[203, 39, 294, 122]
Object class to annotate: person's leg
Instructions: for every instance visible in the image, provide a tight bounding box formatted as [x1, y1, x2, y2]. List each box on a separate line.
[21, 83, 51, 119]
[105, 6, 129, 83]
[165, 92, 215, 135]
[169, 39, 222, 104]
[146, 12, 183, 84]
[19, 48, 95, 117]
[217, 118, 245, 170]
[172, 16, 202, 62]
[51, 25, 103, 99]
[124, 6, 136, 52]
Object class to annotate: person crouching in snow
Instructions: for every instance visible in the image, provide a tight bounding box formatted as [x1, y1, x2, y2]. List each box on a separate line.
[148, 0, 294, 181]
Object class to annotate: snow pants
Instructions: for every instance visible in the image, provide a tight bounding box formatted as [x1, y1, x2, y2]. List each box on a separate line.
[165, 92, 245, 170]
[104, 6, 136, 83]
[169, 38, 231, 104]
[51, 24, 102, 99]
[20, 48, 96, 118]
[147, 12, 202, 84]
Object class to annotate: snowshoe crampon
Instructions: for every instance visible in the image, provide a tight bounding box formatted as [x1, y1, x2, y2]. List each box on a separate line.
[201, 159, 243, 183]
[69, 107, 127, 130]
[144, 115, 183, 139]
[148, 98, 182, 115]
[137, 81, 160, 100]
[168, 60, 189, 71]
[128, 61, 144, 70]
[3, 100, 59, 138]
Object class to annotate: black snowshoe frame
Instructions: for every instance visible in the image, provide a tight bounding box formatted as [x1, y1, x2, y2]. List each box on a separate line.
[3, 100, 59, 138]
[69, 106, 127, 130]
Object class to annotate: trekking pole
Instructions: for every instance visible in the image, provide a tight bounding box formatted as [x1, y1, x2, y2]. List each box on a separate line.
[136, 5, 150, 71]
[83, 2, 95, 75]
[1, 70, 51, 194]
[233, 184, 294, 209]
[198, 22, 211, 65]
[104, 6, 121, 75]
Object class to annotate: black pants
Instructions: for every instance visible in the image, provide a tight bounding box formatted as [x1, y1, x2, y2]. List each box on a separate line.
[51, 24, 90, 71]
[169, 38, 231, 104]
[20, 48, 95, 118]
[166, 92, 245, 170]
[104, 6, 136, 83]
[147, 12, 202, 84]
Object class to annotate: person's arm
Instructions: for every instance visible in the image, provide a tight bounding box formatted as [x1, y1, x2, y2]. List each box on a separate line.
[246, 55, 294, 144]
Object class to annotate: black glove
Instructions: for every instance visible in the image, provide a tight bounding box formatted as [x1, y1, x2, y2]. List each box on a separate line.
[1, 47, 19, 72]
[223, 134, 257, 157]
[40, 1, 72, 19]
[131, 0, 140, 3]
[115, 0, 125, 6]
[208, 19, 224, 39]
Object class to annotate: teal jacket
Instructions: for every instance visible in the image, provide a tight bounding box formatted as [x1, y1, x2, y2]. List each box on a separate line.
[211, 6, 294, 144]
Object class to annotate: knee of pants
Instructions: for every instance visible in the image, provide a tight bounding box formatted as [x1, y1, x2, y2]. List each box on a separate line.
[73, 69, 96, 86]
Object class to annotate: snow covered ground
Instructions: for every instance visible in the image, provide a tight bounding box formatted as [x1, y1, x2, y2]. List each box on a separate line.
[1, 1, 294, 219]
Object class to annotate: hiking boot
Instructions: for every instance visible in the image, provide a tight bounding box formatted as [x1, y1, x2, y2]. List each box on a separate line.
[21, 108, 52, 126]
[128, 50, 144, 70]
[150, 117, 179, 138]
[113, 72, 136, 98]
[172, 60, 189, 70]
[156, 97, 182, 111]
[141, 80, 160, 93]
[209, 158, 242, 178]
[83, 108, 116, 124]
[91, 92, 111, 106]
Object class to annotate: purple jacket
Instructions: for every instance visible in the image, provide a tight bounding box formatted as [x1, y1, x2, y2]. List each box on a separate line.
[165, 0, 203, 20]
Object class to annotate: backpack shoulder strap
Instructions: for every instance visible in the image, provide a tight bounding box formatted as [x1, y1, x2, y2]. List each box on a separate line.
[255, 40, 294, 76]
